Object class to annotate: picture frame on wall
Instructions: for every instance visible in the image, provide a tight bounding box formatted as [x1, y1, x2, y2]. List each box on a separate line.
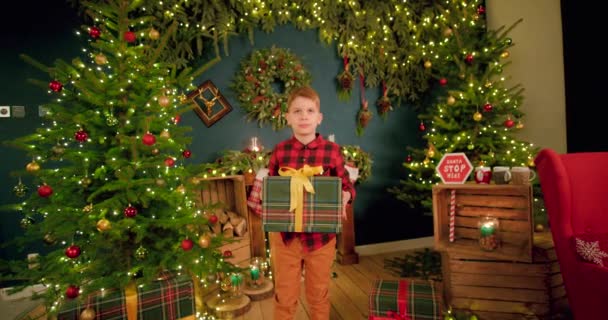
[187, 80, 232, 127]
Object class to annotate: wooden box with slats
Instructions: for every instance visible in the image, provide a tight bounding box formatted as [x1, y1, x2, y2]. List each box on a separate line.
[432, 184, 533, 263]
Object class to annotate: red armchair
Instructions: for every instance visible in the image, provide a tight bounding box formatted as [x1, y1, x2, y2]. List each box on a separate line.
[535, 149, 608, 319]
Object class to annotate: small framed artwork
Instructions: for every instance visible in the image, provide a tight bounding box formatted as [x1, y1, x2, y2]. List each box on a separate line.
[187, 80, 232, 127]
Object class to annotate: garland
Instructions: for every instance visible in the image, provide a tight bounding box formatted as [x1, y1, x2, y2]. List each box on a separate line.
[233, 46, 311, 130]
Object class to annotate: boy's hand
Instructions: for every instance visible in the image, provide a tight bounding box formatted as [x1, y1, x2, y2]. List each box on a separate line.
[341, 191, 351, 221]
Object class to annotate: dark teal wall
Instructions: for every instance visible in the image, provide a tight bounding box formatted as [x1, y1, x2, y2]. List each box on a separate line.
[1, 3, 432, 261]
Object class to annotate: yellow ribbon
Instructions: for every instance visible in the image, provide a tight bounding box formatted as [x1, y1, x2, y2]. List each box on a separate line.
[278, 165, 324, 232]
[125, 281, 138, 320]
[191, 275, 203, 317]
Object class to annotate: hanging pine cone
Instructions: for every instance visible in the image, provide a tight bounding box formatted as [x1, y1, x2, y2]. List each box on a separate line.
[376, 95, 392, 116]
[337, 69, 354, 101]
[356, 103, 373, 136]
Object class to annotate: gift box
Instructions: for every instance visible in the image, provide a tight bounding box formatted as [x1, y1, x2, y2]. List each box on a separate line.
[58, 274, 196, 320]
[368, 279, 444, 320]
[262, 174, 342, 233]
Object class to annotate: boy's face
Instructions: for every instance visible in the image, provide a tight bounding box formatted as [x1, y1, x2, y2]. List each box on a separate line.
[286, 96, 323, 138]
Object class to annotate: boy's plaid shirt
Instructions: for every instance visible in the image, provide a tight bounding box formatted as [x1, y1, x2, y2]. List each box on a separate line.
[247, 134, 355, 252]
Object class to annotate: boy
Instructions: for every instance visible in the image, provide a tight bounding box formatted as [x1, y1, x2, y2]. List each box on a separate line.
[266, 86, 355, 319]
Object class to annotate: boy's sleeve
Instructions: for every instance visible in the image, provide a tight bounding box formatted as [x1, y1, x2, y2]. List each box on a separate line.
[334, 146, 356, 202]
[246, 169, 269, 216]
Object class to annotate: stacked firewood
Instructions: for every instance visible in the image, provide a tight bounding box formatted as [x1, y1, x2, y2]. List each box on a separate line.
[208, 208, 247, 238]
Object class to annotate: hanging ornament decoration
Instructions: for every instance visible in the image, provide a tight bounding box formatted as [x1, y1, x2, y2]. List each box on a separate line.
[96, 218, 111, 232]
[164, 157, 175, 167]
[37, 184, 53, 197]
[483, 103, 493, 112]
[208, 214, 219, 224]
[446, 96, 456, 106]
[438, 78, 448, 86]
[182, 150, 192, 158]
[468, 143, 475, 150]
[172, 115, 181, 125]
[151, 148, 160, 155]
[106, 114, 118, 126]
[52, 145, 66, 158]
[418, 121, 426, 132]
[477, 5, 486, 15]
[233, 46, 311, 130]
[49, 80, 63, 92]
[89, 26, 101, 39]
[20, 217, 34, 229]
[356, 73, 373, 136]
[158, 95, 170, 107]
[135, 246, 148, 260]
[406, 155, 413, 163]
[80, 308, 96, 320]
[13, 178, 29, 197]
[43, 233, 57, 245]
[223, 250, 233, 258]
[160, 129, 171, 139]
[504, 117, 515, 128]
[65, 245, 82, 259]
[427, 146, 436, 158]
[123, 31, 136, 43]
[337, 55, 354, 101]
[142, 132, 156, 146]
[155, 178, 166, 186]
[443, 27, 453, 37]
[81, 177, 92, 188]
[94, 53, 108, 65]
[148, 28, 160, 40]
[198, 234, 211, 248]
[516, 121, 525, 129]
[181, 238, 194, 251]
[473, 111, 483, 121]
[75, 129, 89, 142]
[65, 285, 80, 299]
[500, 51, 510, 59]
[83, 203, 93, 213]
[376, 81, 393, 117]
[464, 54, 474, 65]
[26, 160, 40, 172]
[423, 60, 432, 69]
[124, 205, 138, 218]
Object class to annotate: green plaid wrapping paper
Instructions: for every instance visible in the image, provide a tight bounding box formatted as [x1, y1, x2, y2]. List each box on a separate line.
[368, 279, 444, 320]
[58, 274, 195, 320]
[262, 176, 342, 233]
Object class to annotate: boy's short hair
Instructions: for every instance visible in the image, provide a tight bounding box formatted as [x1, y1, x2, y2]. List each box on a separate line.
[287, 86, 320, 111]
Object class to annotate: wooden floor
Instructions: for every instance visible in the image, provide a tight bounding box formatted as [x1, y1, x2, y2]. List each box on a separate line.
[240, 251, 410, 320]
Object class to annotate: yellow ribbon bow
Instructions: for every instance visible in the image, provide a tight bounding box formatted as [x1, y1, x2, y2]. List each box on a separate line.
[278, 165, 324, 232]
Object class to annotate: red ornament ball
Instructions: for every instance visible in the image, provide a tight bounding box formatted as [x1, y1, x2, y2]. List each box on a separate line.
[477, 5, 486, 15]
[124, 205, 138, 218]
[465, 54, 474, 65]
[173, 115, 181, 125]
[142, 133, 156, 146]
[75, 129, 88, 142]
[406, 155, 413, 163]
[483, 103, 493, 112]
[124, 31, 136, 43]
[504, 118, 515, 128]
[182, 150, 192, 158]
[223, 250, 233, 258]
[418, 122, 426, 132]
[181, 239, 194, 251]
[209, 214, 219, 224]
[89, 26, 101, 39]
[65, 245, 81, 259]
[49, 80, 63, 92]
[65, 285, 80, 299]
[438, 78, 448, 86]
[165, 157, 175, 167]
[37, 184, 53, 198]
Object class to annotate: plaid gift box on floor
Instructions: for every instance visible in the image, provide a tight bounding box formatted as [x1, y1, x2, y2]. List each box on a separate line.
[58, 274, 195, 320]
[262, 176, 342, 233]
[368, 279, 444, 320]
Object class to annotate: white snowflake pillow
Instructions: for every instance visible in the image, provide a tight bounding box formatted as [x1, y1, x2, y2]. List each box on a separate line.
[574, 233, 608, 267]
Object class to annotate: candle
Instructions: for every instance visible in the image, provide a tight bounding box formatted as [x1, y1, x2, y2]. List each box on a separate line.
[480, 222, 495, 236]
[328, 134, 335, 142]
[250, 266, 260, 281]
[230, 273, 242, 286]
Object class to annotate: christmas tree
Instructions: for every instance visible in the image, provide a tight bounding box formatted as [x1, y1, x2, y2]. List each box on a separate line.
[388, 4, 539, 211]
[3, 0, 234, 313]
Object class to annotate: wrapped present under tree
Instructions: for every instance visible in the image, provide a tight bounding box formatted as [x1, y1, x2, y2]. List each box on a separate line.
[369, 279, 444, 320]
[262, 167, 342, 233]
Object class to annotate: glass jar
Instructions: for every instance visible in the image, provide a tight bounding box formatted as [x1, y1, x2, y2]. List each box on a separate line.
[478, 216, 500, 251]
[246, 257, 265, 288]
[229, 272, 244, 297]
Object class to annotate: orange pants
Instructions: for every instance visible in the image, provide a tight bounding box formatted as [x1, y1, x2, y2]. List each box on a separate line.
[269, 232, 336, 320]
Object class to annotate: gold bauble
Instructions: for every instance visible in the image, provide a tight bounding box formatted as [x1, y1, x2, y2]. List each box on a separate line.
[198, 234, 211, 248]
[484, 81, 493, 88]
[81, 177, 92, 187]
[535, 224, 545, 232]
[155, 178, 166, 186]
[80, 308, 96, 320]
[424, 60, 432, 69]
[151, 148, 160, 155]
[94, 53, 107, 65]
[427, 149, 435, 158]
[148, 28, 160, 40]
[500, 51, 510, 59]
[158, 95, 170, 107]
[473, 112, 483, 121]
[26, 161, 40, 172]
[446, 96, 456, 105]
[516, 122, 524, 129]
[96, 218, 111, 232]
[176, 184, 186, 194]
[160, 130, 171, 139]
[458, 73, 466, 79]
[83, 203, 93, 213]
[443, 27, 453, 37]
[423, 157, 430, 165]
[528, 159, 536, 167]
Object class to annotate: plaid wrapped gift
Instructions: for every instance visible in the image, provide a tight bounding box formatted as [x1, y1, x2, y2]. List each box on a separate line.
[368, 279, 444, 320]
[58, 274, 195, 320]
[262, 176, 342, 233]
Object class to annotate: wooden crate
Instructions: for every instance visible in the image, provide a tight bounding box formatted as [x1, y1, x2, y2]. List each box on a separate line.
[432, 184, 533, 263]
[443, 232, 568, 320]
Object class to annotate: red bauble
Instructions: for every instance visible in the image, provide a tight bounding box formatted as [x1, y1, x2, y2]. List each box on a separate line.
[438, 78, 448, 86]
[173, 115, 181, 125]
[181, 239, 194, 251]
[142, 132, 156, 146]
[477, 5, 486, 15]
[209, 214, 218, 224]
[406, 155, 413, 163]
[223, 250, 233, 258]
[504, 118, 515, 128]
[75, 129, 88, 142]
[89, 26, 101, 39]
[418, 122, 426, 132]
[465, 54, 474, 65]
[483, 103, 493, 112]
[38, 184, 53, 198]
[182, 150, 192, 158]
[65, 245, 81, 259]
[124, 205, 138, 218]
[65, 285, 80, 299]
[124, 31, 136, 43]
[165, 157, 175, 167]
[49, 80, 63, 92]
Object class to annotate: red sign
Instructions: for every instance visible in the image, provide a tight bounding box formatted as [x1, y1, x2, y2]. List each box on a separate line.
[436, 153, 473, 184]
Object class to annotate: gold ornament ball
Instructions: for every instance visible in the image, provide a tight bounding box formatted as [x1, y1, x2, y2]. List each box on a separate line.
[535, 224, 545, 232]
[151, 148, 160, 155]
[160, 130, 171, 139]
[427, 149, 435, 158]
[198, 234, 211, 248]
[158, 95, 170, 107]
[94, 53, 107, 65]
[83, 204, 94, 213]
[176, 184, 186, 194]
[81, 177, 92, 187]
[96, 218, 111, 232]
[80, 308, 96, 320]
[423, 157, 430, 165]
[500, 51, 510, 59]
[135, 246, 148, 260]
[155, 178, 166, 186]
[443, 27, 453, 37]
[458, 73, 466, 79]
[473, 112, 483, 121]
[148, 28, 160, 40]
[26, 161, 40, 172]
[424, 60, 432, 69]
[528, 159, 536, 167]
[446, 96, 456, 105]
[484, 81, 493, 88]
[516, 122, 525, 129]
[43, 233, 57, 245]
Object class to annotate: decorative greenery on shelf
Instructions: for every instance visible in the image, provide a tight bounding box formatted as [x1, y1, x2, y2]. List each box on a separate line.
[383, 248, 442, 281]
[341, 145, 372, 183]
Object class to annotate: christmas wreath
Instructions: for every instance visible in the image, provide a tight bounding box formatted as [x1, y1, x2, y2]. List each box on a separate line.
[233, 46, 311, 130]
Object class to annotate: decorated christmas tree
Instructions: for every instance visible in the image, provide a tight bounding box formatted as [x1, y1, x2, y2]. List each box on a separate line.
[388, 4, 540, 211]
[3, 0, 233, 314]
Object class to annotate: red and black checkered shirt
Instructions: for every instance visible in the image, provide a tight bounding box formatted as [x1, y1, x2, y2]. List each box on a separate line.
[267, 134, 356, 252]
